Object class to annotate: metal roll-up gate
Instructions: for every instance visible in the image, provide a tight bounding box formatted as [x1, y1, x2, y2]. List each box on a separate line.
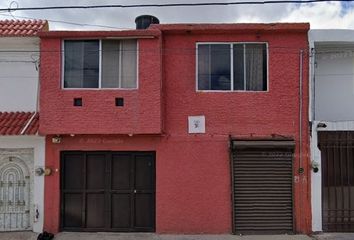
[231, 140, 295, 234]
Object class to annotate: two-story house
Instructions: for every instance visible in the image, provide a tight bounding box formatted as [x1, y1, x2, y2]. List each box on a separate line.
[0, 20, 48, 232]
[310, 29, 354, 233]
[39, 17, 311, 235]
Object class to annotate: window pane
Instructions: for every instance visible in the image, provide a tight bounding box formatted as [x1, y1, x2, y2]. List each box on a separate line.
[64, 40, 99, 88]
[102, 40, 120, 88]
[121, 40, 137, 88]
[210, 44, 231, 90]
[245, 44, 267, 91]
[233, 44, 245, 90]
[198, 45, 210, 90]
[83, 41, 100, 88]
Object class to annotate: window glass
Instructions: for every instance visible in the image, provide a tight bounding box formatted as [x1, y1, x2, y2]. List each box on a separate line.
[233, 44, 245, 90]
[197, 44, 231, 90]
[64, 40, 99, 88]
[210, 44, 231, 90]
[121, 40, 137, 88]
[64, 39, 137, 89]
[197, 43, 267, 91]
[102, 40, 120, 88]
[197, 45, 210, 90]
[245, 44, 267, 91]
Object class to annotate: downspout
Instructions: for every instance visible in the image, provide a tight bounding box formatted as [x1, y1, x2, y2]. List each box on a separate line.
[298, 49, 304, 232]
[299, 50, 303, 173]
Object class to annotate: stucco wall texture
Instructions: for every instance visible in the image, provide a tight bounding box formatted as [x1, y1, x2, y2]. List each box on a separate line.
[41, 24, 311, 234]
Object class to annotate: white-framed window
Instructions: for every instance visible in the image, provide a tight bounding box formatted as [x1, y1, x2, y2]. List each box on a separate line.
[197, 43, 268, 91]
[63, 39, 138, 89]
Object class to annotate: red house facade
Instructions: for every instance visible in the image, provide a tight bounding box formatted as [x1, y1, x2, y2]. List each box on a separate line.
[39, 21, 311, 234]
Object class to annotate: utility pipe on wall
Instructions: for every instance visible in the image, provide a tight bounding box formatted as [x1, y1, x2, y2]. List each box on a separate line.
[299, 49, 304, 173]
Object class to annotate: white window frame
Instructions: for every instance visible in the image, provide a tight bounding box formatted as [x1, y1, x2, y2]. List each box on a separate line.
[195, 42, 269, 92]
[61, 39, 139, 90]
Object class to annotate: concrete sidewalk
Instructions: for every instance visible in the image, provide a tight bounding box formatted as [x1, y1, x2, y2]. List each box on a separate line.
[0, 232, 314, 240]
[313, 233, 354, 240]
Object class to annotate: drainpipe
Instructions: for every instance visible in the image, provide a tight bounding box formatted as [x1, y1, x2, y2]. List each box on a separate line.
[298, 49, 304, 232]
[299, 50, 303, 173]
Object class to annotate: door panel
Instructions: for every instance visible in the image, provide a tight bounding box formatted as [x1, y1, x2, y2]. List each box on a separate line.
[86, 193, 105, 228]
[135, 155, 154, 190]
[63, 193, 82, 228]
[111, 154, 131, 190]
[319, 131, 354, 232]
[111, 194, 131, 228]
[86, 154, 106, 190]
[0, 156, 32, 231]
[63, 154, 84, 190]
[135, 194, 154, 228]
[61, 151, 155, 232]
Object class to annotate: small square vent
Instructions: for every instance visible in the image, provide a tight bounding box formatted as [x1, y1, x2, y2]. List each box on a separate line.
[73, 98, 82, 107]
[115, 98, 124, 107]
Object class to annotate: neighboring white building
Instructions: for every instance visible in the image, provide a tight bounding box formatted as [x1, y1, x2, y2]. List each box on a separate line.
[310, 29, 354, 233]
[0, 20, 48, 233]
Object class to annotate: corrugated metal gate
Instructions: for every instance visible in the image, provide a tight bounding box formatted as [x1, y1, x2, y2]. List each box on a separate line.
[318, 131, 354, 232]
[0, 156, 31, 231]
[231, 140, 295, 234]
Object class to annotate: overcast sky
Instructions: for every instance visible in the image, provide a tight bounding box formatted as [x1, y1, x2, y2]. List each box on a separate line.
[0, 0, 354, 30]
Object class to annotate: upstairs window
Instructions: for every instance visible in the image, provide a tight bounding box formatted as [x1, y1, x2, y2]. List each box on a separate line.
[197, 43, 268, 91]
[63, 39, 137, 89]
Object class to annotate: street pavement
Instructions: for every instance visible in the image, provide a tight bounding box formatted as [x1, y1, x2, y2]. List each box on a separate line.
[0, 232, 315, 240]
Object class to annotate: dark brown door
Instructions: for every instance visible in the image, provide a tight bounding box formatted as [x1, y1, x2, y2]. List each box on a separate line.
[60, 151, 155, 232]
[231, 140, 295, 234]
[318, 131, 354, 232]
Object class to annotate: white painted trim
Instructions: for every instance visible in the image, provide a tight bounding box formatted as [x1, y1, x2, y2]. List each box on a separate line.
[0, 136, 45, 233]
[195, 42, 269, 92]
[311, 122, 322, 232]
[316, 120, 354, 131]
[230, 44, 234, 91]
[310, 29, 354, 44]
[61, 40, 65, 89]
[136, 39, 140, 89]
[98, 40, 102, 89]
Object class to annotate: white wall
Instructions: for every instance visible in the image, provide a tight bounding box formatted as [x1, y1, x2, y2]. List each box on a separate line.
[0, 136, 45, 233]
[0, 37, 39, 112]
[314, 44, 354, 121]
[309, 29, 354, 232]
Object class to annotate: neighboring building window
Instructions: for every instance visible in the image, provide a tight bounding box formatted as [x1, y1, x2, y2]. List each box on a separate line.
[64, 39, 137, 89]
[197, 43, 267, 91]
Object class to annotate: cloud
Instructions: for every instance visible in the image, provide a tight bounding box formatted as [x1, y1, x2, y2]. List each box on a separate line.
[0, 0, 353, 30]
[282, 2, 354, 29]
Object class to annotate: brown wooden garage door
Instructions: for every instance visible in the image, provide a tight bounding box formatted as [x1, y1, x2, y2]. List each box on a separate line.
[60, 151, 155, 232]
[231, 140, 295, 234]
[318, 131, 354, 232]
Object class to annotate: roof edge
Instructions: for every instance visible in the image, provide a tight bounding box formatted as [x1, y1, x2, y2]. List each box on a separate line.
[150, 22, 310, 33]
[38, 29, 161, 38]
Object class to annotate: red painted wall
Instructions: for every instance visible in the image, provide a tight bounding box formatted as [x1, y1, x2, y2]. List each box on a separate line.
[39, 31, 162, 135]
[42, 24, 311, 234]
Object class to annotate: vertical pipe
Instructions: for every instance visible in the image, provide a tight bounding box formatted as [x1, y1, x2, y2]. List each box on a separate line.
[298, 49, 304, 232]
[299, 50, 303, 171]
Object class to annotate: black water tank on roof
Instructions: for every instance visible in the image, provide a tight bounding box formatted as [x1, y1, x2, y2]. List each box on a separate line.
[135, 15, 160, 29]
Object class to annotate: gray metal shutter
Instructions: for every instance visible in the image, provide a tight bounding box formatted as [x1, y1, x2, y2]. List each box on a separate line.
[231, 140, 295, 234]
